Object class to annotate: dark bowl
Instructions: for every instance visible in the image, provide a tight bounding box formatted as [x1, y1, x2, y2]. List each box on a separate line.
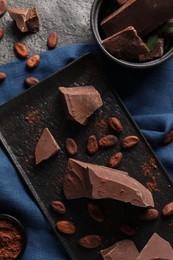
[0, 214, 27, 259]
[90, 0, 173, 69]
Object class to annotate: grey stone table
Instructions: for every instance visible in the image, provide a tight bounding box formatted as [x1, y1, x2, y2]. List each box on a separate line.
[0, 0, 94, 65]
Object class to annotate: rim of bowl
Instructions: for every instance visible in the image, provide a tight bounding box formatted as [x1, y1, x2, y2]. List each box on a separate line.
[90, 0, 173, 69]
[0, 213, 27, 259]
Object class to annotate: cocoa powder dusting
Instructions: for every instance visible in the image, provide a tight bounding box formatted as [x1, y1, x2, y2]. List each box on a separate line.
[24, 110, 41, 124]
[0, 220, 23, 259]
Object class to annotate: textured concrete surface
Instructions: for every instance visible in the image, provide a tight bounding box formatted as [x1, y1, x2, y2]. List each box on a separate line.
[0, 0, 94, 64]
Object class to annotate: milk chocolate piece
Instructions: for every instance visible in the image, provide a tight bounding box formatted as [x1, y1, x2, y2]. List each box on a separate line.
[35, 128, 61, 165]
[100, 240, 139, 260]
[101, 0, 173, 38]
[102, 26, 149, 61]
[59, 86, 103, 125]
[63, 159, 154, 207]
[137, 233, 173, 260]
[8, 7, 39, 33]
[139, 38, 164, 61]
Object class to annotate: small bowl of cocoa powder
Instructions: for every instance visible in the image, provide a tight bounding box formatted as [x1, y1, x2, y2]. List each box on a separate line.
[0, 214, 27, 259]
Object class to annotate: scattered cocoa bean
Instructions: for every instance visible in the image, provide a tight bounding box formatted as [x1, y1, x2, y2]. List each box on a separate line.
[108, 152, 123, 168]
[121, 135, 139, 148]
[0, 72, 6, 81]
[87, 135, 99, 154]
[47, 32, 58, 49]
[50, 200, 66, 214]
[0, 0, 7, 16]
[139, 208, 159, 221]
[14, 42, 29, 59]
[79, 234, 102, 249]
[98, 135, 118, 148]
[66, 138, 77, 156]
[88, 202, 104, 222]
[55, 220, 76, 234]
[0, 27, 4, 40]
[163, 130, 173, 145]
[24, 77, 39, 88]
[26, 54, 40, 69]
[119, 224, 136, 236]
[108, 117, 123, 132]
[162, 202, 173, 216]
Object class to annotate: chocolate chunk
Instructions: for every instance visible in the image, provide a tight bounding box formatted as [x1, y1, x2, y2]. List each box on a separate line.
[63, 159, 154, 207]
[59, 86, 103, 125]
[35, 128, 61, 165]
[116, 0, 128, 5]
[100, 239, 139, 260]
[139, 38, 164, 61]
[101, 0, 173, 38]
[102, 26, 149, 61]
[137, 233, 173, 260]
[8, 7, 39, 33]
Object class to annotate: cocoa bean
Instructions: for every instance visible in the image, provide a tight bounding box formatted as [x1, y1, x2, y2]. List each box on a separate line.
[0, 72, 6, 81]
[14, 42, 29, 59]
[24, 77, 39, 88]
[98, 135, 118, 148]
[119, 224, 136, 236]
[0, 0, 7, 16]
[55, 220, 76, 234]
[108, 117, 123, 132]
[87, 135, 99, 154]
[66, 138, 77, 155]
[47, 32, 58, 49]
[88, 202, 104, 222]
[162, 202, 173, 216]
[122, 135, 139, 148]
[163, 130, 173, 145]
[26, 54, 40, 69]
[139, 208, 159, 221]
[0, 28, 4, 40]
[50, 200, 66, 214]
[108, 152, 123, 168]
[79, 234, 102, 249]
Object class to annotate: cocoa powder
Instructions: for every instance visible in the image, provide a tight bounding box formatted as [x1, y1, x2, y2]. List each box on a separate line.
[0, 219, 23, 259]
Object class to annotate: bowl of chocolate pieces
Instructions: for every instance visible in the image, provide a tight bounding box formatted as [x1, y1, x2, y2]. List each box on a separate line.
[90, 0, 173, 68]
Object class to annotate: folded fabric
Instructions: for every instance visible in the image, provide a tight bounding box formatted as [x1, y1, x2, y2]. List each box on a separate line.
[0, 43, 173, 259]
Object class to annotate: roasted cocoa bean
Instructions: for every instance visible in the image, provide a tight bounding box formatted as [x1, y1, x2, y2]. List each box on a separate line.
[163, 130, 173, 145]
[79, 234, 102, 249]
[0, 0, 7, 16]
[139, 208, 159, 221]
[55, 220, 76, 234]
[66, 138, 77, 155]
[14, 42, 29, 59]
[122, 135, 139, 148]
[51, 200, 66, 214]
[24, 77, 39, 88]
[119, 224, 136, 236]
[87, 135, 99, 154]
[162, 202, 173, 216]
[0, 72, 6, 81]
[98, 135, 118, 148]
[88, 202, 104, 222]
[108, 117, 123, 132]
[0, 27, 4, 40]
[26, 54, 40, 69]
[47, 32, 58, 49]
[108, 152, 123, 168]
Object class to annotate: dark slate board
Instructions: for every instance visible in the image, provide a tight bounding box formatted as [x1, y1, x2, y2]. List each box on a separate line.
[0, 53, 173, 260]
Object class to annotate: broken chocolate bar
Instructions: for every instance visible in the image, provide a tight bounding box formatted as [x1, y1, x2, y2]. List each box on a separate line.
[8, 7, 39, 33]
[102, 26, 149, 61]
[137, 233, 173, 260]
[100, 239, 139, 260]
[59, 86, 103, 125]
[139, 38, 164, 62]
[101, 0, 173, 38]
[35, 127, 60, 165]
[63, 159, 154, 207]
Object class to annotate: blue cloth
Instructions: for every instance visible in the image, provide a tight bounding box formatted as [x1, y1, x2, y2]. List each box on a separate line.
[0, 43, 173, 259]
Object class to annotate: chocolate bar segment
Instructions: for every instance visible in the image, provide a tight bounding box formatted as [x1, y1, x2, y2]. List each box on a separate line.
[63, 159, 154, 207]
[100, 239, 139, 260]
[102, 26, 149, 61]
[137, 233, 173, 260]
[101, 0, 173, 38]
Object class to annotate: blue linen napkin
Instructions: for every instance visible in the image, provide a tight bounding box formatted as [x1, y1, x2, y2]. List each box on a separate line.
[0, 43, 173, 259]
